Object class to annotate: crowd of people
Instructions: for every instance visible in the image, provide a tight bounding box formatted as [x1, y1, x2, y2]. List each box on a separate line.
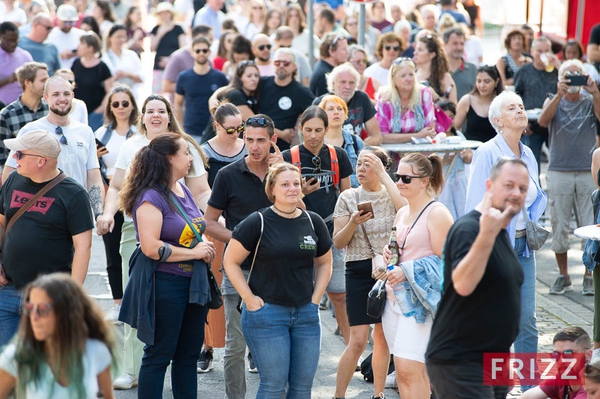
[2, 0, 600, 397]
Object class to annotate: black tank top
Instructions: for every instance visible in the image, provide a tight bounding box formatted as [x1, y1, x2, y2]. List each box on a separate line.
[464, 102, 497, 143]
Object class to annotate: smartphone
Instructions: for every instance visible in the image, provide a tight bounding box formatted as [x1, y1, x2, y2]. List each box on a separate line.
[309, 176, 319, 185]
[566, 75, 588, 86]
[357, 201, 374, 219]
[95, 138, 105, 148]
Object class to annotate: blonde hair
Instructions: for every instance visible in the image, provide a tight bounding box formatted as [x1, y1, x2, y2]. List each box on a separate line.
[265, 162, 303, 203]
[389, 59, 423, 110]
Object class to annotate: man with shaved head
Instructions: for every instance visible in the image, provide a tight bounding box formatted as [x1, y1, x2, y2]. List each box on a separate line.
[17, 13, 61, 76]
[251, 34, 275, 77]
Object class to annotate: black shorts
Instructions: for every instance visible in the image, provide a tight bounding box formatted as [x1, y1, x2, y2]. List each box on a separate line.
[345, 259, 381, 326]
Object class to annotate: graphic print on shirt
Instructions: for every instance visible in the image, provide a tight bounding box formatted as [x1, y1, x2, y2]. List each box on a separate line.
[300, 234, 316, 250]
[10, 191, 56, 215]
[178, 215, 205, 248]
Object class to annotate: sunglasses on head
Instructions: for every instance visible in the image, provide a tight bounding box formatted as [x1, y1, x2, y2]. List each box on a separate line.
[393, 57, 413, 65]
[55, 126, 68, 145]
[311, 156, 321, 174]
[329, 34, 345, 50]
[239, 60, 256, 67]
[219, 122, 245, 135]
[15, 151, 45, 160]
[23, 302, 53, 317]
[246, 116, 273, 128]
[393, 173, 425, 184]
[385, 44, 401, 52]
[274, 60, 291, 67]
[195, 48, 210, 54]
[111, 100, 130, 108]
[258, 44, 272, 51]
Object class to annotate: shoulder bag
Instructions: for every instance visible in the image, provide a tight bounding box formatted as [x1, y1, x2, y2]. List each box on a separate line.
[3, 173, 67, 245]
[521, 207, 550, 251]
[354, 190, 386, 280]
[170, 193, 223, 310]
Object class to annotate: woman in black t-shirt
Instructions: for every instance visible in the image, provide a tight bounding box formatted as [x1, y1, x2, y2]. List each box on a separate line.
[218, 60, 260, 120]
[71, 31, 113, 131]
[224, 163, 332, 399]
[149, 2, 185, 94]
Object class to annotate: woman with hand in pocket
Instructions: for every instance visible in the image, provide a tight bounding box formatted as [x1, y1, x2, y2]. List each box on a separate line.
[223, 162, 332, 399]
[331, 147, 405, 399]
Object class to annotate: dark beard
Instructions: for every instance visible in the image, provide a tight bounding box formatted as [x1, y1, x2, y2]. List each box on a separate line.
[258, 55, 270, 62]
[50, 105, 72, 117]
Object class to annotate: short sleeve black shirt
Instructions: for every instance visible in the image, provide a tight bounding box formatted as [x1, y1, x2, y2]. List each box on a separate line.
[309, 59, 334, 97]
[426, 210, 524, 363]
[71, 59, 112, 114]
[589, 23, 600, 45]
[232, 208, 331, 306]
[282, 144, 353, 231]
[0, 172, 94, 289]
[151, 24, 185, 70]
[223, 88, 259, 114]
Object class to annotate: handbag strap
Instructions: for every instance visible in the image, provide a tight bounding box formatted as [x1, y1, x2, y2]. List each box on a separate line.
[4, 172, 67, 241]
[400, 200, 435, 250]
[246, 211, 264, 285]
[170, 192, 204, 244]
[355, 189, 375, 258]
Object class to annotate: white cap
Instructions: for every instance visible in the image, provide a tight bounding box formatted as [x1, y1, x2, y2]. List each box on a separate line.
[56, 4, 79, 22]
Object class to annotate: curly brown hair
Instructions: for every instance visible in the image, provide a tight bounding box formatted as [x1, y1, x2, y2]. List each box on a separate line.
[419, 34, 449, 97]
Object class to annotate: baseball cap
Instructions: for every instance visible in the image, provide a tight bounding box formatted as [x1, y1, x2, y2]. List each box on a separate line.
[4, 130, 62, 159]
[56, 4, 79, 22]
[155, 2, 175, 14]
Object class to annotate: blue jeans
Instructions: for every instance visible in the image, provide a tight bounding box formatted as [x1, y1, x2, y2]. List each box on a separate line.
[242, 302, 321, 399]
[0, 283, 21, 346]
[137, 272, 207, 399]
[513, 236, 538, 389]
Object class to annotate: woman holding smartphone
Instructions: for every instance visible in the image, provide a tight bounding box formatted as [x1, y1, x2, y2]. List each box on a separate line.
[331, 147, 405, 399]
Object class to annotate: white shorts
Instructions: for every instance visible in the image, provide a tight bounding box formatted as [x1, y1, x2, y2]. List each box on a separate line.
[381, 299, 433, 363]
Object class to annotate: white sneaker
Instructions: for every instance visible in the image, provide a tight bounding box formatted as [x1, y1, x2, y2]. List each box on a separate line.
[113, 373, 138, 390]
[104, 304, 122, 325]
[385, 371, 397, 389]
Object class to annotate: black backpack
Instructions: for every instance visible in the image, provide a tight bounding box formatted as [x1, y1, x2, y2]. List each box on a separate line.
[360, 353, 395, 383]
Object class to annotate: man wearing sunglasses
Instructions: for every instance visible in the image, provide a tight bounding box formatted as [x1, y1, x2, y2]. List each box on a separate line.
[521, 327, 591, 399]
[204, 114, 283, 399]
[0, 130, 94, 346]
[310, 32, 349, 97]
[2, 76, 104, 223]
[251, 34, 275, 77]
[18, 13, 61, 77]
[47, 4, 84, 69]
[257, 48, 315, 151]
[174, 36, 228, 140]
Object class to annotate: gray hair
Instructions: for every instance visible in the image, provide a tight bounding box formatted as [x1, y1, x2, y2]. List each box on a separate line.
[488, 91, 524, 134]
[393, 19, 412, 36]
[273, 48, 296, 64]
[558, 59, 584, 79]
[326, 62, 360, 94]
[347, 44, 368, 61]
[531, 36, 551, 50]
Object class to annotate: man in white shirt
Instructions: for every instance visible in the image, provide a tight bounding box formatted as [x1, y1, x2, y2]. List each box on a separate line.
[47, 4, 84, 69]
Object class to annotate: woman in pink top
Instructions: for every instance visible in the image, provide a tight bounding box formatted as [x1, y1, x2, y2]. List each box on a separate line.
[382, 153, 453, 399]
[376, 58, 437, 143]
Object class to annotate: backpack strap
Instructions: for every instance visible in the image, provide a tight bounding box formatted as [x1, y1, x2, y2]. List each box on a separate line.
[326, 144, 339, 190]
[290, 145, 301, 168]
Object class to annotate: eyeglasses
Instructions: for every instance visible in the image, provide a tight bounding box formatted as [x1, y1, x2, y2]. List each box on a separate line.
[219, 122, 245, 135]
[55, 126, 68, 145]
[311, 156, 321, 174]
[195, 48, 210, 54]
[246, 116, 273, 128]
[393, 57, 413, 65]
[274, 60, 291, 67]
[564, 70, 582, 76]
[23, 302, 53, 317]
[257, 44, 272, 51]
[42, 25, 53, 31]
[393, 173, 425, 184]
[111, 100, 130, 108]
[385, 44, 401, 52]
[551, 349, 575, 359]
[15, 151, 45, 160]
[350, 58, 366, 65]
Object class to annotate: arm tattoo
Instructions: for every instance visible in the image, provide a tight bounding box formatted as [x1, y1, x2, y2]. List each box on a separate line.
[89, 185, 103, 216]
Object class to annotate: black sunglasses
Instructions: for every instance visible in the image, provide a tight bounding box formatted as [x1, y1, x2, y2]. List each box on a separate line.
[23, 302, 53, 317]
[15, 151, 45, 160]
[111, 100, 130, 108]
[385, 44, 401, 52]
[219, 122, 245, 135]
[393, 173, 425, 184]
[257, 44, 272, 51]
[311, 156, 321, 174]
[55, 126, 68, 145]
[195, 48, 210, 54]
[246, 117, 273, 128]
